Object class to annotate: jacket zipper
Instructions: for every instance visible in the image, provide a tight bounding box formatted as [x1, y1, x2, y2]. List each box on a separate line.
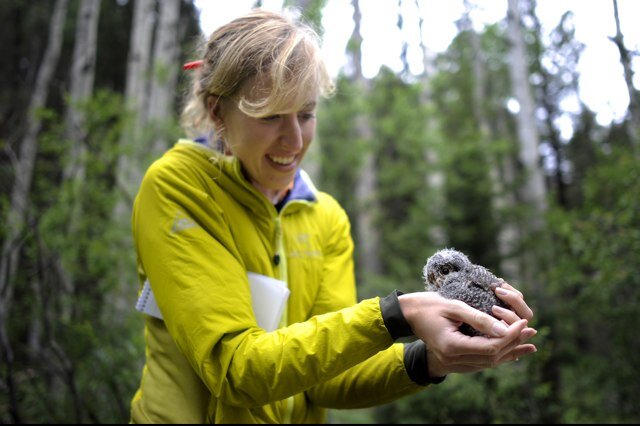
[273, 214, 288, 327]
[273, 214, 294, 423]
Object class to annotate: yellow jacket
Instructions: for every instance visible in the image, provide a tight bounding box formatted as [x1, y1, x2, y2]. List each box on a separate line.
[130, 140, 427, 423]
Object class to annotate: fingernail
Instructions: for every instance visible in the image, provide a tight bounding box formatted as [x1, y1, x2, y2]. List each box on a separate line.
[496, 288, 508, 296]
[492, 322, 508, 336]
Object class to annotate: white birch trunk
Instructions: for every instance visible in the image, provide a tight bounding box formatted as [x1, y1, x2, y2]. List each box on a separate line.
[351, 0, 381, 276]
[64, 0, 101, 177]
[463, 0, 519, 278]
[611, 0, 640, 157]
[415, 0, 445, 247]
[506, 0, 547, 291]
[110, 0, 157, 317]
[397, 0, 410, 76]
[507, 0, 547, 225]
[114, 0, 156, 206]
[147, 0, 181, 157]
[59, 0, 101, 296]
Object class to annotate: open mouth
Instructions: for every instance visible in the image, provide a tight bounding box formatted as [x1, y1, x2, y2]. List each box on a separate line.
[267, 154, 296, 166]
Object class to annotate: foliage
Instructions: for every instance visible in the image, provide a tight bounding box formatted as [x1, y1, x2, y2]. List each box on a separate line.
[0, 0, 55, 135]
[2, 1, 640, 424]
[0, 90, 143, 424]
[544, 146, 640, 423]
[368, 67, 437, 291]
[429, 25, 504, 269]
[317, 75, 367, 224]
[284, 0, 327, 38]
[377, 362, 544, 424]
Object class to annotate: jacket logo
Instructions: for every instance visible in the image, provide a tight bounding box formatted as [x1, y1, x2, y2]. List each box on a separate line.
[289, 233, 321, 258]
[171, 210, 198, 233]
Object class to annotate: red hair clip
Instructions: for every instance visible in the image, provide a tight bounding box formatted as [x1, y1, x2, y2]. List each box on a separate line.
[183, 60, 203, 70]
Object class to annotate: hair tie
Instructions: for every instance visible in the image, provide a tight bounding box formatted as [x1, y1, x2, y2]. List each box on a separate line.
[183, 60, 203, 70]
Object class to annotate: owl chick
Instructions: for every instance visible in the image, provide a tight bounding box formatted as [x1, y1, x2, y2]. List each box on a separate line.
[423, 248, 509, 336]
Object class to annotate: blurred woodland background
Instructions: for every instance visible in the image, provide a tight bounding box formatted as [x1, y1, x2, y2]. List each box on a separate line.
[1, 0, 639, 423]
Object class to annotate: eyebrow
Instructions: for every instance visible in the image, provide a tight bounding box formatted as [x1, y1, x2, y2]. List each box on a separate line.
[302, 101, 317, 110]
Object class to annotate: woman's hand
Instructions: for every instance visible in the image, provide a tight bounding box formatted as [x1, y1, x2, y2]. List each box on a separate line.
[398, 291, 537, 378]
[492, 282, 533, 323]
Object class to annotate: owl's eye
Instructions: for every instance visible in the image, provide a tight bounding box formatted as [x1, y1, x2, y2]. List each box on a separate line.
[441, 266, 450, 275]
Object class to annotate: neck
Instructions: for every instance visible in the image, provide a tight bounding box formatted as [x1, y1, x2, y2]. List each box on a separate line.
[252, 181, 291, 205]
[264, 188, 289, 204]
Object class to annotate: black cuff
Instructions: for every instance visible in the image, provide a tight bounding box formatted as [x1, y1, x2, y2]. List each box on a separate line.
[404, 340, 447, 386]
[379, 290, 413, 340]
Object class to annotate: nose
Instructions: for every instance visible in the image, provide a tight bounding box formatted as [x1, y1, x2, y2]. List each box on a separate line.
[279, 114, 303, 150]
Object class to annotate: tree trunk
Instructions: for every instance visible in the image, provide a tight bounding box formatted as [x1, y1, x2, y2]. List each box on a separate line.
[350, 0, 381, 277]
[65, 0, 101, 135]
[147, 0, 181, 157]
[506, 0, 547, 226]
[63, 0, 101, 181]
[0, 0, 69, 422]
[115, 0, 156, 205]
[59, 0, 102, 306]
[611, 0, 640, 156]
[506, 0, 548, 306]
[397, 0, 410, 76]
[415, 0, 445, 247]
[462, 0, 520, 278]
[109, 0, 158, 326]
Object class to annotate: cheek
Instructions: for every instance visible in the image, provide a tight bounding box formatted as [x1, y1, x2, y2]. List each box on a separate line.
[302, 122, 316, 144]
[227, 124, 261, 154]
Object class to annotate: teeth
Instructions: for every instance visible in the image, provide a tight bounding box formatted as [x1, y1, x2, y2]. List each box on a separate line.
[269, 155, 295, 165]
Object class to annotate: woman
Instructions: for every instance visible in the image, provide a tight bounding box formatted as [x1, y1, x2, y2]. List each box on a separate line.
[130, 9, 537, 424]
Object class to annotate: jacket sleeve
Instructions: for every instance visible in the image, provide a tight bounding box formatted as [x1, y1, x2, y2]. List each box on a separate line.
[305, 293, 445, 408]
[301, 196, 431, 408]
[308, 192, 358, 316]
[305, 343, 425, 409]
[133, 158, 398, 408]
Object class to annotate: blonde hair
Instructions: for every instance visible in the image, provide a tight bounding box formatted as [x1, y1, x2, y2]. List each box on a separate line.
[180, 9, 335, 139]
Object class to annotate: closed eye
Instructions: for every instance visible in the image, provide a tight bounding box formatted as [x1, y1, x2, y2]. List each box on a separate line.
[260, 115, 281, 122]
[260, 111, 316, 122]
[298, 111, 316, 121]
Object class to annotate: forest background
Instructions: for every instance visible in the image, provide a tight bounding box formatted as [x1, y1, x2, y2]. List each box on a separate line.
[1, 0, 639, 423]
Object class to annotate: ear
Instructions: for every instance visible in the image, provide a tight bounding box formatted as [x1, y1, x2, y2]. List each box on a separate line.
[207, 95, 224, 127]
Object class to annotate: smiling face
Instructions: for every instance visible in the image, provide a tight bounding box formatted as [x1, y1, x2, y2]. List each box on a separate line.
[209, 88, 318, 203]
[193, 10, 333, 203]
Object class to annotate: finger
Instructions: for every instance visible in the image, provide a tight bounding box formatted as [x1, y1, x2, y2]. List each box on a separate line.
[495, 287, 534, 320]
[520, 327, 537, 342]
[499, 282, 523, 298]
[446, 300, 513, 339]
[495, 326, 537, 360]
[496, 343, 538, 364]
[445, 318, 529, 357]
[438, 340, 537, 371]
[492, 305, 520, 325]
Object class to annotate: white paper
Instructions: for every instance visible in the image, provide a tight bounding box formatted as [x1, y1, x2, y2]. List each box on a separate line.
[247, 272, 290, 332]
[134, 273, 290, 332]
[135, 280, 163, 319]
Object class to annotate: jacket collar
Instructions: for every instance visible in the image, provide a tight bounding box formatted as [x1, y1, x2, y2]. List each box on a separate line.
[277, 169, 317, 207]
[181, 138, 318, 213]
